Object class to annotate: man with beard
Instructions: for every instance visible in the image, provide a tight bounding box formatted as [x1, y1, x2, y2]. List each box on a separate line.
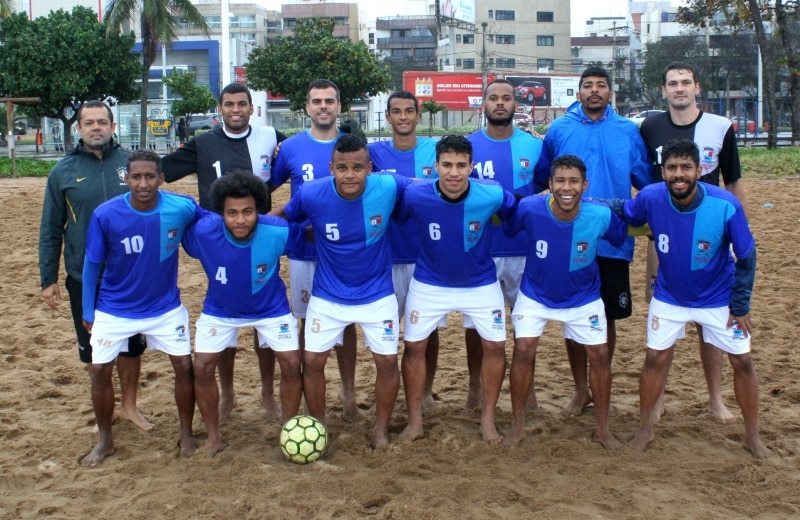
[619, 139, 768, 459]
[455, 80, 542, 410]
[533, 67, 652, 416]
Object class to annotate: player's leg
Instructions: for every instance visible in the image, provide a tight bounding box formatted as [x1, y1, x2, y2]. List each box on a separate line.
[400, 337, 429, 441]
[423, 329, 440, 409]
[273, 349, 302, 422]
[302, 296, 343, 423]
[696, 323, 733, 419]
[728, 351, 769, 459]
[370, 351, 399, 449]
[117, 335, 153, 431]
[563, 337, 590, 415]
[257, 312, 303, 423]
[168, 353, 196, 457]
[504, 336, 539, 447]
[83, 360, 117, 467]
[255, 330, 280, 419]
[335, 324, 358, 420]
[584, 342, 622, 449]
[464, 327, 483, 409]
[193, 351, 225, 456]
[216, 347, 238, 419]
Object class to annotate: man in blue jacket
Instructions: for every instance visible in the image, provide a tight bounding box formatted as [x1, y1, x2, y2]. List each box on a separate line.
[533, 67, 652, 415]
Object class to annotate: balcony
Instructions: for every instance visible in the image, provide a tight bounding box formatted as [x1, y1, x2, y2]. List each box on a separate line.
[377, 36, 436, 46]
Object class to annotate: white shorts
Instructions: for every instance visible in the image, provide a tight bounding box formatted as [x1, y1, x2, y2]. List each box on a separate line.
[463, 255, 523, 328]
[512, 293, 607, 346]
[90, 305, 191, 364]
[647, 298, 751, 355]
[289, 259, 315, 318]
[405, 279, 507, 342]
[194, 312, 299, 354]
[305, 294, 399, 355]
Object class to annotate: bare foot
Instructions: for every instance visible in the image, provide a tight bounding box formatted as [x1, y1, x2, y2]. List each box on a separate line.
[525, 389, 539, 412]
[592, 431, 625, 450]
[561, 390, 592, 417]
[218, 396, 238, 421]
[744, 437, 771, 460]
[501, 426, 526, 448]
[118, 405, 154, 432]
[339, 389, 358, 422]
[422, 392, 439, 411]
[371, 428, 390, 449]
[90, 411, 119, 434]
[260, 394, 281, 422]
[179, 436, 197, 458]
[205, 440, 225, 458]
[708, 402, 735, 421]
[398, 424, 424, 442]
[465, 385, 482, 410]
[653, 392, 667, 423]
[480, 422, 503, 445]
[629, 428, 655, 451]
[80, 442, 115, 467]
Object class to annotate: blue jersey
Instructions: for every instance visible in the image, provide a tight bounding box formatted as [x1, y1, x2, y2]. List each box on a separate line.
[467, 128, 542, 257]
[284, 174, 411, 305]
[623, 183, 754, 308]
[395, 179, 517, 288]
[369, 137, 438, 264]
[272, 130, 342, 261]
[182, 211, 305, 319]
[508, 195, 627, 308]
[533, 101, 653, 262]
[84, 191, 200, 320]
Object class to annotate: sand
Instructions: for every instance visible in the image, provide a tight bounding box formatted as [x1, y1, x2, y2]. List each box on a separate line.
[1, 175, 799, 519]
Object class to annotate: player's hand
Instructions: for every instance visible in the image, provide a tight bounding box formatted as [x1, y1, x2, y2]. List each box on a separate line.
[82, 320, 93, 334]
[41, 283, 63, 309]
[273, 141, 282, 159]
[728, 313, 752, 338]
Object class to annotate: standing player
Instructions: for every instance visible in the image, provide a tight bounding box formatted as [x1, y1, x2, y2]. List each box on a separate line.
[282, 134, 410, 449]
[182, 173, 303, 457]
[162, 83, 287, 420]
[621, 139, 768, 459]
[396, 135, 517, 444]
[272, 79, 359, 419]
[533, 67, 652, 415]
[39, 100, 150, 432]
[81, 150, 201, 466]
[503, 155, 626, 449]
[368, 90, 440, 408]
[640, 62, 748, 420]
[463, 79, 543, 409]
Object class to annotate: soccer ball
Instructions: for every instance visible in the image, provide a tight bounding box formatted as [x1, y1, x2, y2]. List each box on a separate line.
[280, 415, 328, 464]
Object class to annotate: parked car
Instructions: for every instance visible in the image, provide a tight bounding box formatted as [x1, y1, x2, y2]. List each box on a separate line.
[513, 113, 534, 128]
[514, 81, 547, 103]
[187, 114, 220, 136]
[627, 109, 665, 127]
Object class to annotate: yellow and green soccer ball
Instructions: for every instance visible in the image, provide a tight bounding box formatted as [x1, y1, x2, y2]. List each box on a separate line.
[280, 415, 328, 464]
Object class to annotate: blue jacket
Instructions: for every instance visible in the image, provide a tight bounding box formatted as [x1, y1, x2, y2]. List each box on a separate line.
[533, 101, 653, 261]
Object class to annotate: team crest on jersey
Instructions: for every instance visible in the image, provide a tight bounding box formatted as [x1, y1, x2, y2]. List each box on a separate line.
[518, 158, 532, 183]
[382, 320, 396, 340]
[466, 220, 482, 244]
[117, 166, 128, 183]
[702, 147, 715, 165]
[421, 166, 433, 178]
[368, 214, 385, 239]
[695, 240, 711, 263]
[175, 325, 188, 342]
[166, 228, 180, 252]
[256, 263, 268, 284]
[588, 313, 602, 331]
[259, 155, 272, 182]
[575, 241, 589, 264]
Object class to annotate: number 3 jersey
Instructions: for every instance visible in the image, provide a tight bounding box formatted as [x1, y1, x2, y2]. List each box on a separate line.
[508, 195, 627, 308]
[84, 191, 201, 320]
[623, 183, 754, 308]
[182, 212, 304, 319]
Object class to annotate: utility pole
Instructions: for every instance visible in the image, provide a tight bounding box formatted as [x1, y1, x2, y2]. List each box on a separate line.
[1, 97, 41, 177]
[481, 21, 488, 127]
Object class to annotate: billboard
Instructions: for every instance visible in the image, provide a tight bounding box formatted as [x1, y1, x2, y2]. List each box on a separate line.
[505, 75, 581, 109]
[438, 0, 476, 25]
[403, 71, 497, 110]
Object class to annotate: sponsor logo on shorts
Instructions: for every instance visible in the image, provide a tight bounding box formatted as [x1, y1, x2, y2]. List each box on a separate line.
[618, 292, 629, 309]
[421, 166, 433, 178]
[277, 322, 293, 340]
[491, 308, 505, 330]
[175, 324, 188, 342]
[588, 313, 602, 331]
[382, 320, 396, 340]
[731, 319, 745, 340]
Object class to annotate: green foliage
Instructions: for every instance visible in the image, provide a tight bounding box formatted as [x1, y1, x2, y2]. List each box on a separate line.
[382, 56, 436, 92]
[0, 157, 57, 177]
[0, 0, 13, 18]
[0, 7, 140, 149]
[420, 99, 447, 137]
[246, 17, 391, 112]
[163, 69, 217, 120]
[640, 36, 708, 106]
[739, 147, 800, 177]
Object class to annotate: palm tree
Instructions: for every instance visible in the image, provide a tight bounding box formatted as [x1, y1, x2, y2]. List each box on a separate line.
[0, 0, 15, 18]
[104, 0, 209, 149]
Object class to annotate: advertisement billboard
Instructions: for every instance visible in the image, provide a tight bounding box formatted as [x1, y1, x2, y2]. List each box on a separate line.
[438, 0, 476, 26]
[505, 75, 580, 109]
[403, 71, 497, 110]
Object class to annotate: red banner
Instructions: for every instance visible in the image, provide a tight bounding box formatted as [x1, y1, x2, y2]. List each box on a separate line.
[403, 72, 497, 110]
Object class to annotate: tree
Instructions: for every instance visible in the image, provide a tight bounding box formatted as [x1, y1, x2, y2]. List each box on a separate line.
[421, 99, 447, 137]
[104, 0, 210, 149]
[163, 69, 217, 122]
[0, 7, 140, 150]
[640, 35, 709, 107]
[382, 56, 437, 92]
[0, 0, 14, 18]
[247, 17, 391, 112]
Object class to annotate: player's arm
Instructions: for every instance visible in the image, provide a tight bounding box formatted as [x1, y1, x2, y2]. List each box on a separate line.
[729, 248, 756, 337]
[39, 173, 67, 308]
[629, 131, 654, 191]
[161, 138, 200, 182]
[719, 127, 748, 214]
[532, 140, 553, 194]
[81, 257, 102, 333]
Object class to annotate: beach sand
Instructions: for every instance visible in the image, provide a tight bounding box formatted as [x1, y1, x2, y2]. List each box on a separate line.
[1, 175, 799, 519]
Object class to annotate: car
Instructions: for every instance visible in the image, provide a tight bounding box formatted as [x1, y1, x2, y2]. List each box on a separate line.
[186, 113, 220, 136]
[514, 81, 547, 103]
[513, 113, 533, 128]
[627, 109, 665, 127]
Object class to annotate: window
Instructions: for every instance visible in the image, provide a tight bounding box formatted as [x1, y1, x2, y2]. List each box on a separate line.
[284, 18, 296, 29]
[537, 11, 554, 22]
[456, 58, 462, 67]
[495, 10, 515, 20]
[369, 32, 374, 45]
[415, 48, 435, 57]
[537, 58, 555, 69]
[391, 29, 409, 38]
[463, 34, 475, 44]
[489, 58, 494, 66]
[496, 58, 515, 68]
[488, 34, 494, 43]
[463, 58, 475, 69]
[392, 49, 411, 58]
[456, 34, 462, 43]
[537, 35, 555, 46]
[488, 10, 493, 19]
[496, 34, 515, 44]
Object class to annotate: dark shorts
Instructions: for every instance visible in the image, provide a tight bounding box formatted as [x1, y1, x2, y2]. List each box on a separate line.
[65, 275, 147, 363]
[597, 257, 632, 321]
